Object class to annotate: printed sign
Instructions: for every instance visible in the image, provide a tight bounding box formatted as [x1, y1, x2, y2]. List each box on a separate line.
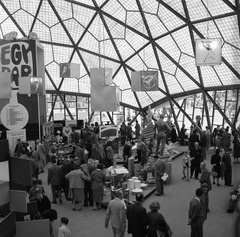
[6, 129, 26, 155]
[0, 40, 38, 129]
[195, 38, 222, 66]
[99, 125, 118, 138]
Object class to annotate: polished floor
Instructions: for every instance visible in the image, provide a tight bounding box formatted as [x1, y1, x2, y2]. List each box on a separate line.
[39, 147, 240, 237]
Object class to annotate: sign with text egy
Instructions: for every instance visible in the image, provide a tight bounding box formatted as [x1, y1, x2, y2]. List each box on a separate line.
[0, 40, 38, 127]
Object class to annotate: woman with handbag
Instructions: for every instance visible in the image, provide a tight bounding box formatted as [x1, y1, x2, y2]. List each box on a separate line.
[210, 149, 222, 186]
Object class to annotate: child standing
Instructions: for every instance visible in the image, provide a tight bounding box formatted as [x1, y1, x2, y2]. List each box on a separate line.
[58, 217, 72, 237]
[182, 151, 190, 181]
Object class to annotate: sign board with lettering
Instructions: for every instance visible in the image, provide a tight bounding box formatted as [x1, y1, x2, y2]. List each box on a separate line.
[0, 40, 45, 131]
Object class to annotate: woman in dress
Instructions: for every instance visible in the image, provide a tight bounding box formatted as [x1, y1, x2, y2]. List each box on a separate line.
[210, 148, 222, 186]
[147, 201, 172, 237]
[91, 163, 106, 210]
[65, 163, 90, 211]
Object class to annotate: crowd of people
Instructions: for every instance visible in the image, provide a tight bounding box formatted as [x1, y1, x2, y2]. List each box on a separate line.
[12, 115, 240, 237]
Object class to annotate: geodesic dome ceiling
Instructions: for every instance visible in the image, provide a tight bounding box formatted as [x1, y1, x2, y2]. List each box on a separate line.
[1, 0, 240, 111]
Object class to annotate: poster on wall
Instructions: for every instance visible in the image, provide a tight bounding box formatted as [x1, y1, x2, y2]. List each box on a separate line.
[195, 38, 222, 66]
[0, 40, 38, 128]
[6, 129, 26, 155]
[42, 121, 54, 140]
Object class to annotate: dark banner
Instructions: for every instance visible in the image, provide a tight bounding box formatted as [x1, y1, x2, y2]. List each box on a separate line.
[0, 40, 38, 129]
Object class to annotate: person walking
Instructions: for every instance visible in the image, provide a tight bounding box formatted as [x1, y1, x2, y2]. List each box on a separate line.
[91, 163, 106, 210]
[126, 123, 133, 140]
[135, 120, 141, 139]
[61, 155, 72, 201]
[182, 151, 190, 181]
[105, 190, 127, 237]
[188, 188, 204, 237]
[199, 162, 212, 212]
[58, 217, 72, 237]
[222, 149, 233, 186]
[127, 193, 149, 237]
[221, 128, 231, 152]
[190, 142, 203, 179]
[65, 163, 90, 211]
[154, 157, 167, 196]
[210, 149, 222, 186]
[47, 157, 63, 204]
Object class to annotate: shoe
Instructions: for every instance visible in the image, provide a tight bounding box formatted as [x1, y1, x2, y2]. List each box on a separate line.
[228, 184, 234, 187]
[213, 182, 216, 184]
[92, 208, 97, 211]
[155, 194, 162, 196]
[187, 179, 189, 181]
[98, 206, 101, 210]
[217, 183, 221, 186]
[190, 176, 192, 179]
[52, 201, 57, 204]
[59, 199, 63, 204]
[72, 208, 76, 211]
[182, 176, 186, 179]
[195, 177, 199, 180]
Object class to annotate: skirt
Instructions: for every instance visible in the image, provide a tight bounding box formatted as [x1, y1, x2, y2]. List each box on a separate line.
[70, 188, 84, 202]
[92, 189, 104, 202]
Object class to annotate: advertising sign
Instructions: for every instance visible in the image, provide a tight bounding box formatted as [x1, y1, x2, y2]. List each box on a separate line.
[195, 38, 222, 66]
[0, 40, 38, 128]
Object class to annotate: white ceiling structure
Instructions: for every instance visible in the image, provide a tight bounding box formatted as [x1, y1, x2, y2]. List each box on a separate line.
[0, 0, 240, 111]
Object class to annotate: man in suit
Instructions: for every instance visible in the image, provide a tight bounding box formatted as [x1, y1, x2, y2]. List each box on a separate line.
[199, 162, 212, 212]
[127, 193, 149, 237]
[188, 188, 204, 237]
[61, 155, 72, 201]
[105, 190, 126, 237]
[190, 142, 203, 179]
[155, 158, 167, 196]
[48, 157, 63, 204]
[189, 130, 200, 150]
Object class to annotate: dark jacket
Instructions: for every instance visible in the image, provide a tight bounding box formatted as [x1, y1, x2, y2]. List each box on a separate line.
[127, 202, 149, 237]
[47, 164, 63, 186]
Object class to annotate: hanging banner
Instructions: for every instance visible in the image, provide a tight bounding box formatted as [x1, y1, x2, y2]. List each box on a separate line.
[6, 129, 26, 155]
[0, 40, 39, 128]
[60, 63, 80, 78]
[30, 77, 43, 94]
[131, 71, 158, 91]
[195, 38, 222, 66]
[90, 68, 112, 86]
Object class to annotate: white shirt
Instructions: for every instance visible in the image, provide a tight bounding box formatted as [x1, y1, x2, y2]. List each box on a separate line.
[58, 225, 72, 237]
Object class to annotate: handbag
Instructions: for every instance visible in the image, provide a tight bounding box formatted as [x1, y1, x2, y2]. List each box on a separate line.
[210, 171, 217, 177]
